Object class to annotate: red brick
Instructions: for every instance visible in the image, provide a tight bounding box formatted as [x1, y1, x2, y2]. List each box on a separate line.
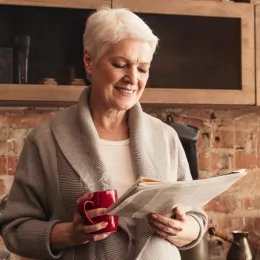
[235, 131, 250, 150]
[211, 151, 233, 171]
[198, 153, 211, 170]
[0, 128, 7, 156]
[6, 114, 40, 128]
[231, 217, 245, 231]
[6, 156, 19, 175]
[243, 197, 254, 210]
[257, 153, 260, 168]
[251, 129, 258, 151]
[7, 128, 29, 157]
[204, 197, 220, 212]
[0, 156, 19, 175]
[38, 113, 54, 123]
[234, 171, 259, 192]
[235, 152, 257, 169]
[212, 129, 234, 148]
[253, 218, 260, 236]
[216, 117, 234, 128]
[234, 114, 259, 128]
[5, 112, 53, 128]
[244, 217, 254, 232]
[257, 130, 260, 151]
[0, 109, 25, 115]
[0, 179, 5, 196]
[0, 115, 6, 127]
[0, 156, 6, 175]
[204, 194, 242, 214]
[197, 132, 211, 153]
[251, 197, 260, 210]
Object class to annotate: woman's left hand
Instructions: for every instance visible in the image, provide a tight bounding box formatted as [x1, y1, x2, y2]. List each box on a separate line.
[148, 207, 200, 247]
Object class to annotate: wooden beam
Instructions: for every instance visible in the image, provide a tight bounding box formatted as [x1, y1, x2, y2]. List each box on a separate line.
[0, 0, 111, 9]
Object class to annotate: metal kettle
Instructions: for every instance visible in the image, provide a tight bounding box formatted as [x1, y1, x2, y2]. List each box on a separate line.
[226, 231, 252, 260]
[208, 227, 252, 260]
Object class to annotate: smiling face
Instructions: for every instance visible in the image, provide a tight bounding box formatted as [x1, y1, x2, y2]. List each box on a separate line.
[84, 39, 154, 112]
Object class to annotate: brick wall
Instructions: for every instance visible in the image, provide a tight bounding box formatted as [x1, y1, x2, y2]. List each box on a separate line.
[0, 106, 260, 259]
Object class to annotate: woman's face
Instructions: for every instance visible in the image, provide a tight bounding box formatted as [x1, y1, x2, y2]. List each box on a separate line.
[84, 39, 154, 111]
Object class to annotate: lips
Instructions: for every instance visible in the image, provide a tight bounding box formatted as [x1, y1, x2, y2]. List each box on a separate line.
[115, 87, 135, 94]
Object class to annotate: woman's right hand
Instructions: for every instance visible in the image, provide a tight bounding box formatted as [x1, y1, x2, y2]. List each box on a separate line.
[50, 192, 112, 252]
[69, 192, 112, 245]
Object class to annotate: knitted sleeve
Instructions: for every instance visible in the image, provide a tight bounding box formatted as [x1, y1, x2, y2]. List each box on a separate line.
[0, 136, 62, 259]
[174, 129, 208, 250]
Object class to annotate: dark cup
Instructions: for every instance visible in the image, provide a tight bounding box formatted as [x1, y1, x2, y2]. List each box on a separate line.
[78, 190, 118, 234]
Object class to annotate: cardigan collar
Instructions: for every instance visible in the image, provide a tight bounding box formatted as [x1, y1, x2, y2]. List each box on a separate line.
[51, 87, 159, 192]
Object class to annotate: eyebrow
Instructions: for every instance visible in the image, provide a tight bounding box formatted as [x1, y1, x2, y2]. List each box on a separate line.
[113, 56, 150, 66]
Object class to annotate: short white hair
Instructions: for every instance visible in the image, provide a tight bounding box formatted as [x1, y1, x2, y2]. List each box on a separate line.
[83, 7, 159, 63]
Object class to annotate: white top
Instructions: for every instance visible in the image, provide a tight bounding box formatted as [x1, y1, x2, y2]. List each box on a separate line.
[99, 138, 136, 239]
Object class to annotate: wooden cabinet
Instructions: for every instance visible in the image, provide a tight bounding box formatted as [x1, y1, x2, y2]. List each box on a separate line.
[0, 0, 256, 107]
[0, 0, 110, 9]
[0, 0, 110, 106]
[114, 0, 255, 106]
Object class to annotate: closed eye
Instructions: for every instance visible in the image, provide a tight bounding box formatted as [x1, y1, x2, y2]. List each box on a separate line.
[138, 68, 148, 73]
[113, 63, 148, 73]
[113, 63, 127, 69]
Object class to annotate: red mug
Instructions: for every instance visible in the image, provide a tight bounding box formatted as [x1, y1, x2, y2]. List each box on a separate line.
[78, 189, 118, 234]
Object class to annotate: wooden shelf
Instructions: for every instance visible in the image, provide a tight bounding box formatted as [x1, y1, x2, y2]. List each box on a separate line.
[0, 0, 110, 9]
[0, 84, 86, 107]
[0, 84, 255, 107]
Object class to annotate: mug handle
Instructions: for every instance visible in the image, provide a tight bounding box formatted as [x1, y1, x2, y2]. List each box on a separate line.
[79, 200, 96, 225]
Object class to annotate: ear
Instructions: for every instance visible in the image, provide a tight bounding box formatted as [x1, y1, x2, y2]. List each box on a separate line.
[83, 49, 93, 75]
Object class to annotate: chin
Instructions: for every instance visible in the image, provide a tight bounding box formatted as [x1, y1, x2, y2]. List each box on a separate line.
[115, 101, 136, 111]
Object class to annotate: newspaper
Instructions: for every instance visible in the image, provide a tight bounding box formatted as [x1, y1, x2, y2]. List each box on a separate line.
[107, 169, 247, 218]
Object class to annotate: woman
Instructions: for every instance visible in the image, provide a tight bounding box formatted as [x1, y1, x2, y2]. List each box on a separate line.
[0, 7, 207, 260]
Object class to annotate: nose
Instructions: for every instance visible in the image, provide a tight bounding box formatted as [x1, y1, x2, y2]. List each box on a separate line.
[123, 67, 138, 85]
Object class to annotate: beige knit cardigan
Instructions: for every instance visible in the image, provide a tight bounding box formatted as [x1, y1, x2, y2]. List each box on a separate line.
[0, 87, 207, 260]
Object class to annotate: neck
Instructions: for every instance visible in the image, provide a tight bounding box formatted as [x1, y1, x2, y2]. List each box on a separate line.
[91, 107, 128, 130]
[89, 93, 129, 140]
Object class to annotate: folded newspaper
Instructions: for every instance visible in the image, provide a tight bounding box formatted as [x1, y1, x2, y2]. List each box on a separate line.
[107, 169, 247, 218]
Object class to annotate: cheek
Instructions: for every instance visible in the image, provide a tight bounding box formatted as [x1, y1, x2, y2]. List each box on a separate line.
[139, 75, 149, 88]
[104, 70, 123, 84]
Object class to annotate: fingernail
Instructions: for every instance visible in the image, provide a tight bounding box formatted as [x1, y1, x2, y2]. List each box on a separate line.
[88, 192, 94, 198]
[102, 222, 108, 227]
[151, 214, 157, 219]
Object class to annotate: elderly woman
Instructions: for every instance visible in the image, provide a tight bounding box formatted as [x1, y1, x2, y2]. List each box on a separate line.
[0, 7, 207, 260]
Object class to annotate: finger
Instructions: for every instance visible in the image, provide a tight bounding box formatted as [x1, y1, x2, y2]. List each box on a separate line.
[76, 192, 94, 205]
[83, 221, 109, 234]
[86, 208, 107, 219]
[148, 218, 178, 236]
[174, 207, 186, 221]
[153, 227, 171, 239]
[150, 214, 183, 231]
[88, 232, 112, 242]
[73, 209, 85, 225]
